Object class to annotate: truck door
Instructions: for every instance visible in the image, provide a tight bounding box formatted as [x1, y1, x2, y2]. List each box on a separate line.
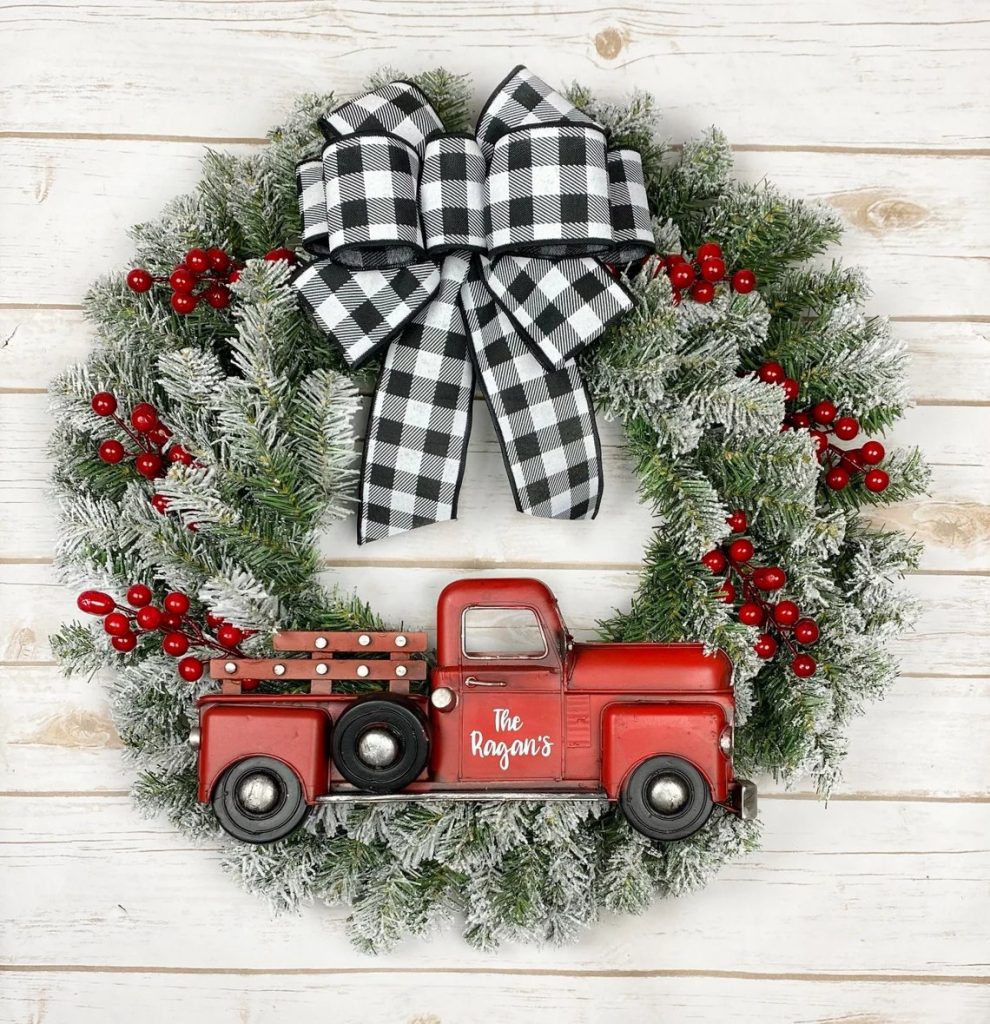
[457, 604, 564, 782]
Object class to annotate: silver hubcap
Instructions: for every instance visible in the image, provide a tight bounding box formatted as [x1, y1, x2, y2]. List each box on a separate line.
[237, 772, 280, 813]
[357, 727, 400, 768]
[647, 772, 690, 814]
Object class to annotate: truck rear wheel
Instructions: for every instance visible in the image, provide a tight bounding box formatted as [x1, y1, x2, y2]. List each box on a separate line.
[212, 756, 310, 844]
[332, 700, 429, 794]
[619, 755, 713, 842]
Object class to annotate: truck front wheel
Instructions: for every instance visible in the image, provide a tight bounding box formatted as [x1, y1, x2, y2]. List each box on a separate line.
[332, 700, 429, 794]
[212, 756, 310, 844]
[619, 755, 713, 842]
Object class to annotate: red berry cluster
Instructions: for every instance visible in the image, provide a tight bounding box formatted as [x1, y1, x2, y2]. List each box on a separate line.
[77, 586, 256, 685]
[91, 391, 196, 481]
[126, 246, 296, 315]
[701, 510, 820, 678]
[654, 242, 757, 306]
[755, 363, 891, 494]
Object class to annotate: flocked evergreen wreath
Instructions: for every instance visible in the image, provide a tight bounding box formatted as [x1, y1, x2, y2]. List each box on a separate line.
[50, 69, 928, 951]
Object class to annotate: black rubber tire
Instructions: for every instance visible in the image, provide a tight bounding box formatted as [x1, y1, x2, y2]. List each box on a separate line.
[211, 755, 310, 844]
[619, 755, 714, 842]
[332, 699, 429, 794]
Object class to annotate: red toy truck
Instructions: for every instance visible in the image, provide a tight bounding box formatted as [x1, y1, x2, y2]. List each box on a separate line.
[191, 578, 756, 843]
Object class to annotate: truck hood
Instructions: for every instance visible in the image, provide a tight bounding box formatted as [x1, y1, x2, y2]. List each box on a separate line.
[567, 642, 732, 693]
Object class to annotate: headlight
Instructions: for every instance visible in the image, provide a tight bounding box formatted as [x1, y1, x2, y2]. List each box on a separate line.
[430, 686, 456, 711]
[719, 726, 733, 756]
[188, 726, 201, 749]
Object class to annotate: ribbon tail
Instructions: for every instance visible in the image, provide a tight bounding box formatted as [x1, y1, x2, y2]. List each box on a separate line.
[358, 255, 476, 544]
[460, 269, 603, 521]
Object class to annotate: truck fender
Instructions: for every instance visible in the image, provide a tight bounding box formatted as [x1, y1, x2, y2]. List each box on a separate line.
[198, 703, 331, 804]
[600, 702, 730, 803]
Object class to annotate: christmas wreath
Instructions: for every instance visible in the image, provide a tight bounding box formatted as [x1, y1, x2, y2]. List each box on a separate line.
[50, 68, 928, 951]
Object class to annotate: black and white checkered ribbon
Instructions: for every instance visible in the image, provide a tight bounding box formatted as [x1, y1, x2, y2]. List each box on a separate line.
[292, 67, 655, 543]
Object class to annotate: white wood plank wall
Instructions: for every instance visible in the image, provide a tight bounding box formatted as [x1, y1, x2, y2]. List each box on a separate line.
[1, 3, 987, 1020]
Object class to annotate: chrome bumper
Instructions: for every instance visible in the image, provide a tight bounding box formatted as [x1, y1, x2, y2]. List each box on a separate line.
[728, 779, 758, 820]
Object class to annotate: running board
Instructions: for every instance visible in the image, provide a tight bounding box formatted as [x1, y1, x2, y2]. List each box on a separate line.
[316, 790, 608, 804]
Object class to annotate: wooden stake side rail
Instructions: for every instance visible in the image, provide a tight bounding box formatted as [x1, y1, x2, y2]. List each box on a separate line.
[273, 630, 428, 653]
[208, 658, 428, 683]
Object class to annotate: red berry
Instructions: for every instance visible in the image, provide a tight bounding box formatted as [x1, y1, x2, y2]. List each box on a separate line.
[206, 612, 225, 629]
[185, 248, 209, 273]
[150, 494, 170, 514]
[864, 468, 890, 493]
[111, 632, 138, 653]
[860, 440, 886, 466]
[758, 362, 785, 385]
[790, 412, 812, 430]
[264, 247, 296, 263]
[178, 657, 205, 682]
[216, 623, 244, 647]
[126, 268, 153, 293]
[135, 453, 162, 479]
[170, 291, 198, 315]
[669, 263, 695, 290]
[126, 584, 153, 608]
[666, 253, 686, 265]
[826, 466, 850, 491]
[738, 602, 764, 626]
[834, 416, 859, 441]
[228, 269, 241, 284]
[794, 618, 820, 645]
[841, 448, 864, 471]
[773, 600, 800, 627]
[240, 678, 260, 692]
[717, 580, 736, 604]
[167, 445, 193, 466]
[135, 606, 163, 631]
[754, 566, 787, 591]
[781, 377, 800, 402]
[728, 538, 755, 564]
[812, 400, 837, 425]
[696, 242, 722, 263]
[103, 612, 131, 637]
[731, 269, 756, 294]
[702, 549, 728, 574]
[754, 633, 778, 659]
[791, 653, 817, 678]
[91, 392, 118, 416]
[690, 281, 715, 304]
[206, 247, 230, 272]
[98, 439, 125, 464]
[147, 425, 172, 447]
[699, 256, 726, 283]
[169, 268, 197, 293]
[726, 510, 748, 533]
[77, 590, 115, 616]
[130, 402, 158, 433]
[162, 632, 189, 657]
[160, 612, 183, 630]
[809, 430, 829, 456]
[204, 285, 230, 310]
[163, 592, 190, 616]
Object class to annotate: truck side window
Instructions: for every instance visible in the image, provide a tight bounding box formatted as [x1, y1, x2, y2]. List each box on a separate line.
[462, 606, 547, 659]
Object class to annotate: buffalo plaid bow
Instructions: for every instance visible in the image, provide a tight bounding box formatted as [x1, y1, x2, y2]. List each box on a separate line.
[292, 66, 655, 543]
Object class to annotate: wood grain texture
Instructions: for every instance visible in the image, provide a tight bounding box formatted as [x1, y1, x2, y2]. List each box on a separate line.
[2, 1, 987, 149]
[1, 970, 987, 1024]
[3, 138, 988, 312]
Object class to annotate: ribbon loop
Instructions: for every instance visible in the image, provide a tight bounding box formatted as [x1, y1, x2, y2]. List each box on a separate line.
[323, 134, 424, 269]
[292, 67, 656, 541]
[486, 123, 612, 259]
